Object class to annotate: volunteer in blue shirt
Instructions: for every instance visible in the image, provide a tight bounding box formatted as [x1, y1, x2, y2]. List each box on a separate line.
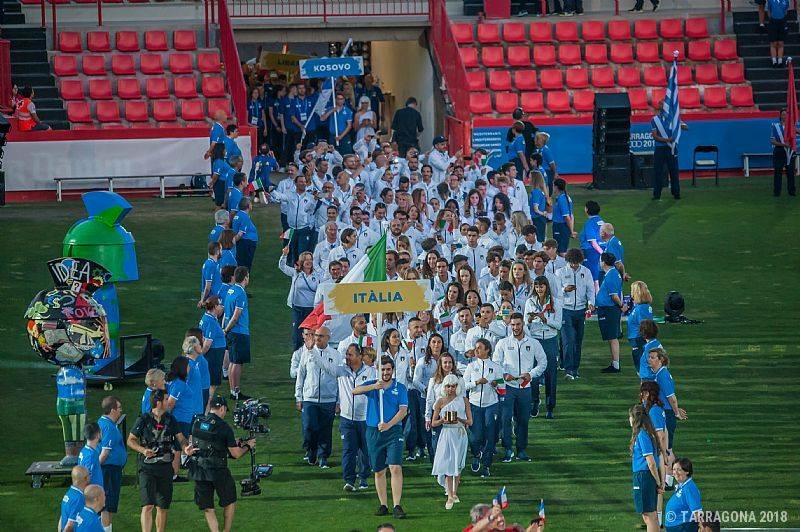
[629, 404, 663, 532]
[353, 355, 409, 520]
[232, 197, 258, 272]
[292, 83, 317, 146]
[249, 143, 279, 192]
[182, 334, 207, 415]
[770, 108, 797, 197]
[77, 423, 103, 488]
[200, 296, 227, 402]
[506, 122, 529, 180]
[599, 222, 629, 284]
[767, 0, 790, 67]
[208, 209, 229, 243]
[204, 109, 227, 162]
[641, 380, 669, 525]
[551, 178, 575, 255]
[638, 320, 663, 380]
[227, 173, 246, 217]
[210, 144, 235, 208]
[578, 200, 604, 284]
[628, 281, 654, 371]
[166, 357, 194, 437]
[248, 88, 266, 147]
[59, 465, 89, 532]
[223, 124, 242, 165]
[321, 93, 354, 155]
[665, 458, 705, 532]
[223, 266, 252, 401]
[647, 347, 688, 487]
[598, 252, 626, 374]
[98, 396, 126, 530]
[141, 368, 166, 415]
[73, 484, 105, 532]
[200, 242, 222, 308]
[528, 171, 549, 242]
[534, 132, 557, 192]
[219, 230, 237, 271]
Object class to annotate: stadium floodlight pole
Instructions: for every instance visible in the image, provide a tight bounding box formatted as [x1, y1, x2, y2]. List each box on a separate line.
[301, 38, 354, 147]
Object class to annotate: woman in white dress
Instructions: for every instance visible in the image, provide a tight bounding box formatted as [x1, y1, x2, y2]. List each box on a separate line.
[431, 374, 472, 509]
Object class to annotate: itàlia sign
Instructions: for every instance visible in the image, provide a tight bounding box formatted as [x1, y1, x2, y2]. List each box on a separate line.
[320, 280, 434, 315]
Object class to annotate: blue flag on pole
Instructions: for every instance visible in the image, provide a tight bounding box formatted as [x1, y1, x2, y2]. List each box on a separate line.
[654, 53, 682, 154]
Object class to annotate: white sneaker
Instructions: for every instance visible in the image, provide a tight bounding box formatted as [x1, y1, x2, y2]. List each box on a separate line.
[445, 498, 454, 510]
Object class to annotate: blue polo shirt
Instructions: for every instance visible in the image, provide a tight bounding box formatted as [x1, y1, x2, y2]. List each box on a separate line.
[506, 135, 525, 161]
[223, 284, 249, 335]
[60, 486, 84, 530]
[364, 379, 408, 428]
[201, 257, 222, 299]
[638, 339, 663, 380]
[200, 312, 227, 349]
[212, 158, 236, 188]
[209, 224, 225, 243]
[627, 303, 653, 340]
[209, 122, 225, 145]
[223, 136, 242, 164]
[631, 429, 657, 472]
[529, 188, 547, 220]
[552, 193, 573, 224]
[98, 415, 127, 467]
[293, 96, 315, 130]
[77, 444, 103, 487]
[596, 268, 622, 307]
[248, 99, 264, 127]
[184, 357, 204, 415]
[281, 96, 298, 132]
[232, 210, 258, 242]
[654, 366, 676, 411]
[579, 214, 604, 251]
[141, 387, 156, 414]
[768, 0, 789, 19]
[328, 106, 353, 135]
[168, 378, 194, 423]
[665, 478, 703, 527]
[197, 354, 210, 391]
[74, 505, 104, 531]
[249, 154, 278, 188]
[645, 401, 667, 432]
[601, 235, 625, 264]
[219, 249, 237, 271]
[228, 187, 243, 213]
[540, 145, 555, 184]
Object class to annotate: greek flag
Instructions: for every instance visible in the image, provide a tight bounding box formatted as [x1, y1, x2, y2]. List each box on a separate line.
[654, 54, 681, 154]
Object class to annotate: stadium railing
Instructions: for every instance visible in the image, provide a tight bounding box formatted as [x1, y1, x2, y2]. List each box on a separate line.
[228, 0, 429, 19]
[54, 174, 211, 202]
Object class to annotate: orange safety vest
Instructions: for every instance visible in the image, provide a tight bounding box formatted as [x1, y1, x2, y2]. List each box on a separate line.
[17, 98, 34, 131]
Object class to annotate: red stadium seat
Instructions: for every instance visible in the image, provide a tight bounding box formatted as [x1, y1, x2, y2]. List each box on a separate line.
[730, 85, 755, 107]
[168, 53, 193, 74]
[679, 87, 701, 109]
[514, 70, 538, 90]
[125, 100, 150, 122]
[477, 23, 501, 44]
[495, 92, 519, 114]
[459, 48, 479, 68]
[466, 71, 486, 91]
[540, 69, 563, 90]
[685, 18, 709, 39]
[82, 55, 106, 76]
[145, 77, 170, 99]
[100, 123, 126, 130]
[643, 66, 667, 87]
[659, 18, 683, 39]
[566, 68, 589, 89]
[703, 87, 728, 108]
[573, 91, 595, 112]
[714, 39, 738, 61]
[720, 62, 745, 84]
[53, 55, 78, 76]
[507, 46, 531, 67]
[208, 99, 231, 118]
[140, 54, 164, 75]
[650, 88, 666, 107]
[608, 20, 631, 41]
[181, 99, 206, 121]
[72, 124, 98, 130]
[628, 89, 649, 111]
[157, 121, 181, 128]
[634, 19, 658, 39]
[584, 44, 608, 65]
[96, 101, 121, 122]
[67, 101, 92, 123]
[88, 79, 113, 100]
[546, 91, 571, 113]
[558, 44, 581, 66]
[185, 121, 209, 128]
[116, 78, 141, 99]
[59, 80, 84, 100]
[502, 22, 527, 43]
[554, 21, 579, 42]
[481, 47, 505, 67]
[591, 67, 616, 88]
[636, 42, 660, 63]
[610, 43, 634, 64]
[676, 65, 693, 86]
[202, 76, 226, 98]
[529, 22, 552, 43]
[111, 54, 136, 75]
[58, 32, 82, 53]
[153, 100, 177, 121]
[489, 70, 512, 91]
[695, 64, 719, 85]
[662, 41, 686, 62]
[520, 92, 544, 113]
[533, 45, 556, 67]
[173, 30, 197, 51]
[469, 93, 493, 114]
[87, 31, 111, 53]
[145, 30, 168, 52]
[174, 76, 198, 98]
[582, 20, 605, 42]
[688, 40, 712, 62]
[115, 31, 140, 52]
[617, 66, 641, 88]
[451, 23, 474, 44]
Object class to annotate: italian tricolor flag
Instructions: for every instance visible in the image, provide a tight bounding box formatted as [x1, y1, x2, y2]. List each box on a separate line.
[299, 232, 387, 330]
[279, 228, 294, 241]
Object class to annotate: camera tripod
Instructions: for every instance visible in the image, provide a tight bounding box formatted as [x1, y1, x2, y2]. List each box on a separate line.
[239, 430, 274, 497]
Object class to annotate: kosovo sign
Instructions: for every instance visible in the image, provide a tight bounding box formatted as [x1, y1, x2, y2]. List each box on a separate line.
[320, 280, 434, 315]
[299, 56, 364, 79]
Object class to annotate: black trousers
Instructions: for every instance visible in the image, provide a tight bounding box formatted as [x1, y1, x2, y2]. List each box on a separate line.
[772, 148, 797, 196]
[653, 145, 680, 199]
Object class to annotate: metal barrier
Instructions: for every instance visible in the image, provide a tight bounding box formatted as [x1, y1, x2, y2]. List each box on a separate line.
[54, 174, 211, 202]
[217, 0, 247, 123]
[229, 0, 429, 19]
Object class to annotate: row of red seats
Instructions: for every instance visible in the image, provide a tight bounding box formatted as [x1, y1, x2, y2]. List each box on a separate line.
[467, 63, 746, 91]
[452, 18, 709, 45]
[23, 0, 160, 4]
[53, 52, 221, 77]
[67, 98, 231, 126]
[60, 76, 227, 101]
[58, 30, 197, 54]
[469, 86, 755, 115]
[459, 39, 738, 68]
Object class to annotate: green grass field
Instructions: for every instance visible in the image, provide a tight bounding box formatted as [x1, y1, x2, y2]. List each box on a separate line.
[0, 179, 798, 531]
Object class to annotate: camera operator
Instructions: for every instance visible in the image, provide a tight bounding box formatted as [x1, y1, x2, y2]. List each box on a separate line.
[189, 395, 255, 532]
[127, 389, 194, 532]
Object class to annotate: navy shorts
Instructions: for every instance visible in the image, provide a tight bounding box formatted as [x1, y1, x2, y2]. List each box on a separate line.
[552, 222, 571, 253]
[213, 179, 227, 207]
[367, 425, 404, 473]
[597, 305, 622, 341]
[101, 464, 123, 513]
[227, 332, 251, 364]
[666, 523, 699, 532]
[665, 409, 677, 449]
[769, 17, 787, 42]
[206, 347, 225, 386]
[632, 470, 657, 514]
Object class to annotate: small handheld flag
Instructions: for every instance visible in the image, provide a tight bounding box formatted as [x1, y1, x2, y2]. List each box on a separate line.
[439, 309, 453, 328]
[493, 486, 509, 509]
[279, 228, 295, 241]
[539, 499, 546, 523]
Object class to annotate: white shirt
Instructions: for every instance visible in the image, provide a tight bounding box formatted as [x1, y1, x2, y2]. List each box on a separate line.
[465, 324, 501, 352]
[555, 264, 596, 310]
[313, 237, 340, 272]
[464, 357, 504, 407]
[317, 360, 376, 421]
[524, 296, 563, 341]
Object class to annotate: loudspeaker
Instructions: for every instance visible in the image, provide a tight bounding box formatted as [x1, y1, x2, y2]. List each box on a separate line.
[594, 93, 632, 111]
[593, 166, 633, 189]
[631, 153, 656, 188]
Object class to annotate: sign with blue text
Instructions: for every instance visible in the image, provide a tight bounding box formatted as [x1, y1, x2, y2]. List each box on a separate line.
[299, 56, 364, 79]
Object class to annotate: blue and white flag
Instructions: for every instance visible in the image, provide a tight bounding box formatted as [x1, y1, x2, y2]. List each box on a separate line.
[653, 53, 681, 154]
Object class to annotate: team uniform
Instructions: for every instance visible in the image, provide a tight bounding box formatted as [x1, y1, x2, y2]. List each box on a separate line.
[363, 379, 409, 472]
[631, 429, 660, 514]
[98, 414, 127, 514]
[223, 283, 251, 365]
[654, 366, 679, 449]
[664, 477, 703, 532]
[551, 192, 573, 253]
[596, 267, 623, 342]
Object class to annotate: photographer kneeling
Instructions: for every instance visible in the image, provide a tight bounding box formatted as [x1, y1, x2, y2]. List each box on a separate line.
[189, 395, 255, 532]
